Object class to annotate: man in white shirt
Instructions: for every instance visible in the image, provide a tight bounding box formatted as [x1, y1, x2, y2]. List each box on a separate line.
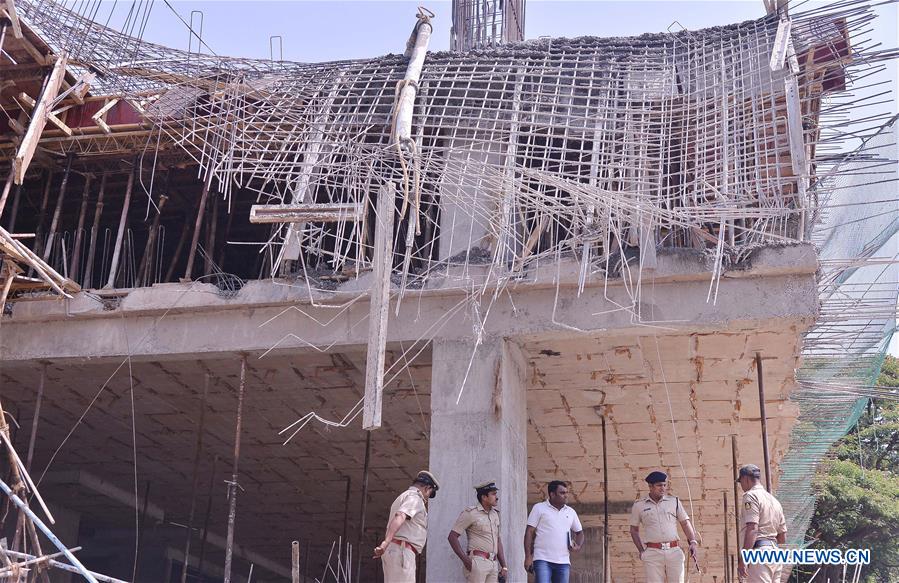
[523, 480, 584, 583]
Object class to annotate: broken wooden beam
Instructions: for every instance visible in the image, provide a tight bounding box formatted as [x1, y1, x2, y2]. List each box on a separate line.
[13, 54, 67, 184]
[362, 184, 395, 431]
[249, 202, 363, 224]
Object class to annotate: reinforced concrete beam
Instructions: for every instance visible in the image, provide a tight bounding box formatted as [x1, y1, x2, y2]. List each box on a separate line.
[0, 245, 818, 364]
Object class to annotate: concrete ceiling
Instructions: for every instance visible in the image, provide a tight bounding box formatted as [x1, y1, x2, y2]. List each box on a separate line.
[0, 347, 431, 580]
[523, 323, 805, 582]
[1, 315, 806, 582]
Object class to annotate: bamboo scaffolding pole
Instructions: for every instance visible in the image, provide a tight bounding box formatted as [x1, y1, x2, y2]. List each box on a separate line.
[180, 372, 210, 583]
[106, 166, 136, 288]
[223, 356, 248, 583]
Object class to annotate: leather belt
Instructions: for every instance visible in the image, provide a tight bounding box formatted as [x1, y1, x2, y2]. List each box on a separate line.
[754, 539, 777, 549]
[645, 540, 680, 550]
[391, 539, 419, 555]
[470, 550, 497, 560]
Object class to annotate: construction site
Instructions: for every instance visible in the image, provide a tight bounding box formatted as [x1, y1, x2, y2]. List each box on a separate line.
[0, 0, 897, 581]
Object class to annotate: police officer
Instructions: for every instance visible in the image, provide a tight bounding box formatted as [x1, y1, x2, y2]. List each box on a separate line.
[373, 470, 440, 583]
[448, 481, 509, 583]
[737, 464, 786, 583]
[629, 471, 699, 583]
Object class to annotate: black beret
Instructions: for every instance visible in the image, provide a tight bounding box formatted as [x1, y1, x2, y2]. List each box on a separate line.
[645, 471, 668, 484]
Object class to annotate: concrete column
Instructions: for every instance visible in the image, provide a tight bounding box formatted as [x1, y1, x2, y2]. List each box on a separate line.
[427, 337, 527, 582]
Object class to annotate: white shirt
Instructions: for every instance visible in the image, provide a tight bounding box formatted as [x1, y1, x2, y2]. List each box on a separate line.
[526, 500, 583, 564]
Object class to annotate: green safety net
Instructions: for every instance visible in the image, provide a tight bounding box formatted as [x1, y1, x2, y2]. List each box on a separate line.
[777, 118, 899, 546]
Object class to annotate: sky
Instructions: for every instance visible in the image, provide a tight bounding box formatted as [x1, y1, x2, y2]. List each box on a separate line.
[86, 0, 836, 63]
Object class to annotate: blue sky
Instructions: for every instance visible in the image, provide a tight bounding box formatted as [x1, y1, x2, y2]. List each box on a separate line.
[97, 1, 798, 62]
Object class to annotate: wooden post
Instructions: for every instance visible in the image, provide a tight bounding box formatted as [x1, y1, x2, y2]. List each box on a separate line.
[25, 362, 46, 472]
[82, 172, 106, 288]
[0, 171, 14, 218]
[137, 194, 168, 286]
[723, 492, 730, 583]
[363, 183, 395, 430]
[204, 193, 219, 275]
[303, 540, 310, 582]
[601, 414, 609, 583]
[133, 480, 151, 581]
[184, 178, 211, 281]
[106, 167, 136, 289]
[223, 356, 248, 583]
[32, 172, 53, 262]
[41, 153, 74, 262]
[180, 372, 210, 583]
[755, 353, 772, 491]
[197, 454, 218, 578]
[6, 184, 22, 232]
[731, 435, 741, 564]
[342, 475, 352, 545]
[355, 431, 372, 582]
[165, 194, 199, 283]
[292, 540, 300, 583]
[69, 174, 92, 282]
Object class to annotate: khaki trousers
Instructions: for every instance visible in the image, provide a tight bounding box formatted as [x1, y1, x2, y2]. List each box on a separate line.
[382, 543, 417, 583]
[642, 547, 684, 583]
[464, 554, 499, 583]
[746, 561, 783, 583]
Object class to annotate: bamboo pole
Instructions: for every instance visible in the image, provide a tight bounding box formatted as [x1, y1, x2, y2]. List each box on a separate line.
[6, 184, 22, 232]
[83, 172, 107, 288]
[180, 372, 210, 583]
[25, 363, 46, 472]
[197, 454, 218, 578]
[41, 154, 74, 263]
[137, 194, 168, 286]
[32, 172, 53, 262]
[601, 414, 609, 583]
[204, 192, 219, 275]
[70, 174, 92, 282]
[106, 167, 136, 289]
[355, 431, 372, 583]
[184, 178, 211, 281]
[755, 353, 772, 491]
[223, 356, 248, 583]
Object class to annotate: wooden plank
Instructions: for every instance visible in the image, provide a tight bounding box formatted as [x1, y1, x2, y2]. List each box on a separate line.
[18, 92, 73, 136]
[362, 183, 395, 431]
[3, 0, 22, 39]
[13, 55, 67, 184]
[249, 202, 363, 224]
[91, 97, 120, 134]
[769, 18, 791, 71]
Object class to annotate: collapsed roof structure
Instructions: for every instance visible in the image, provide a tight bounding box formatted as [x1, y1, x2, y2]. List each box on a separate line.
[0, 0, 897, 581]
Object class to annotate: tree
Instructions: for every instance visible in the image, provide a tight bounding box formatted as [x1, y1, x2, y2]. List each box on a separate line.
[800, 355, 899, 582]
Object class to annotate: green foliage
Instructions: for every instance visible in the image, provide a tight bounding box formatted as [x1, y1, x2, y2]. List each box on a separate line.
[800, 355, 899, 582]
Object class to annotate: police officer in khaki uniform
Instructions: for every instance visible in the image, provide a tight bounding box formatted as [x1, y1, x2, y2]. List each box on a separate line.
[448, 481, 509, 583]
[373, 470, 440, 583]
[737, 464, 786, 583]
[629, 471, 699, 583]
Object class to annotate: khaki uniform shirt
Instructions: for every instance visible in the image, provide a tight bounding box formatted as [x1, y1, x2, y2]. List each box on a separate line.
[741, 484, 786, 543]
[389, 487, 428, 553]
[629, 495, 690, 543]
[451, 504, 500, 554]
